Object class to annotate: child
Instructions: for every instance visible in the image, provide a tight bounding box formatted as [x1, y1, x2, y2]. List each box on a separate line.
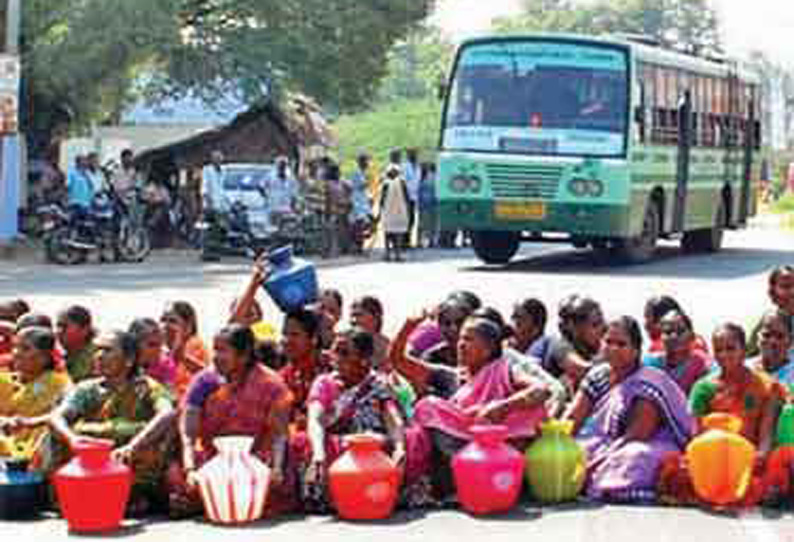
[377, 164, 410, 262]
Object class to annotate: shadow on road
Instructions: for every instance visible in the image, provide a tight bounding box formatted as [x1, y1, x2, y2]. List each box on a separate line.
[460, 246, 793, 280]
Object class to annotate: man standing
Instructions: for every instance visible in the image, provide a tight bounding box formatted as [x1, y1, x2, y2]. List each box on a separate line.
[269, 156, 297, 218]
[402, 147, 421, 248]
[67, 155, 94, 209]
[200, 150, 228, 261]
[85, 152, 107, 194]
[111, 149, 139, 200]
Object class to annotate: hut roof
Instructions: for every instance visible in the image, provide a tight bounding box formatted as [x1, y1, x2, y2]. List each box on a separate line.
[134, 94, 336, 171]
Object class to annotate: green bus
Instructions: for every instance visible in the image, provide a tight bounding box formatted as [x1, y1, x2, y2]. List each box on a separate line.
[436, 34, 761, 264]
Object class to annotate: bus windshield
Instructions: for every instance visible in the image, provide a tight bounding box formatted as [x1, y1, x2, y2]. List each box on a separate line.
[443, 40, 629, 157]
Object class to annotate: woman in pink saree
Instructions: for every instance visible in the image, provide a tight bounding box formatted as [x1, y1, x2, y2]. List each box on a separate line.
[405, 317, 550, 502]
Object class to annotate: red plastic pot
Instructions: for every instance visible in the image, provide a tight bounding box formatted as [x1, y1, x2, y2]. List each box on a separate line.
[53, 438, 132, 533]
[328, 433, 399, 520]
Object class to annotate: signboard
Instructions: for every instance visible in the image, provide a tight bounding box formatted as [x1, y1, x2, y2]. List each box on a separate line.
[0, 54, 20, 134]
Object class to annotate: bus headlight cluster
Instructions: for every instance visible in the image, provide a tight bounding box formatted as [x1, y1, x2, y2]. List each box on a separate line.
[449, 175, 483, 193]
[568, 178, 604, 197]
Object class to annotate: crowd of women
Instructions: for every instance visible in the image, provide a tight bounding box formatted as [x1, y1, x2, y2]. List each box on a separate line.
[0, 263, 792, 518]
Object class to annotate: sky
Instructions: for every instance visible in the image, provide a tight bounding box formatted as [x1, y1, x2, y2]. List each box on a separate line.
[432, 0, 794, 65]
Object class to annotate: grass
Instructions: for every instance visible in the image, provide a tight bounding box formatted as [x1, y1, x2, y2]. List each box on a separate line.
[333, 98, 443, 172]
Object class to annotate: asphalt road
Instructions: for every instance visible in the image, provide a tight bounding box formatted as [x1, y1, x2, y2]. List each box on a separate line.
[0, 225, 792, 540]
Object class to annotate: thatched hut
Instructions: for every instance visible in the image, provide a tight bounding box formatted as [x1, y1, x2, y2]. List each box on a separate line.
[134, 94, 336, 188]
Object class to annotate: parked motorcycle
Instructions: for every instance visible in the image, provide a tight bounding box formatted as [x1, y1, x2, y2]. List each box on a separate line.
[197, 201, 273, 261]
[37, 188, 151, 265]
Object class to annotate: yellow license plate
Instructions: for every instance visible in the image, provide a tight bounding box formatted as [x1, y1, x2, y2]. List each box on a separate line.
[494, 201, 546, 220]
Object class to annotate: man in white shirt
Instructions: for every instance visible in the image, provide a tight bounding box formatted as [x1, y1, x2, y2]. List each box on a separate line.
[268, 156, 297, 216]
[201, 150, 229, 213]
[200, 150, 228, 261]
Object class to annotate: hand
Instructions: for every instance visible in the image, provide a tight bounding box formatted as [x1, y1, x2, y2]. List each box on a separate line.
[474, 401, 509, 423]
[252, 255, 272, 286]
[186, 468, 201, 490]
[74, 421, 113, 438]
[304, 459, 325, 487]
[391, 445, 406, 469]
[112, 444, 135, 464]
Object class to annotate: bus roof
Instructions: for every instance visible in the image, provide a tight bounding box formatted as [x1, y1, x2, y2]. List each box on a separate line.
[455, 33, 759, 84]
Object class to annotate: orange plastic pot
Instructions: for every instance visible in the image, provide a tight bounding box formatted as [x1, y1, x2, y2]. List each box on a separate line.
[685, 413, 756, 506]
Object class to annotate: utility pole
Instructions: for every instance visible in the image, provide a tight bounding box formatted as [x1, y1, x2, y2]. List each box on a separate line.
[0, 0, 21, 246]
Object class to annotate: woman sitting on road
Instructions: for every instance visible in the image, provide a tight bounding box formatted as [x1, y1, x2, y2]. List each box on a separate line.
[168, 324, 294, 518]
[565, 316, 693, 503]
[748, 310, 794, 390]
[350, 295, 416, 417]
[44, 330, 174, 514]
[56, 305, 97, 382]
[553, 295, 607, 392]
[404, 317, 550, 501]
[659, 323, 785, 506]
[160, 301, 208, 398]
[302, 328, 406, 512]
[129, 318, 176, 388]
[642, 309, 711, 395]
[0, 327, 72, 460]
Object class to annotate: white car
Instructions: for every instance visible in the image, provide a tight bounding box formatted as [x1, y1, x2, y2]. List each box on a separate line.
[220, 163, 276, 237]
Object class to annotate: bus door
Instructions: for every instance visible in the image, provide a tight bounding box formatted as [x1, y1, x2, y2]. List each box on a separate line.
[739, 94, 755, 225]
[673, 89, 693, 232]
[723, 69, 741, 225]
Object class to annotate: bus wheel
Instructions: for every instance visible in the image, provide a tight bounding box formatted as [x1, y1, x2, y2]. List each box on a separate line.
[472, 231, 520, 264]
[617, 202, 659, 264]
[681, 200, 725, 253]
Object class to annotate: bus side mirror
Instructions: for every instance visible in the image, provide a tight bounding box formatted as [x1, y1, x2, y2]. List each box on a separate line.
[634, 106, 645, 124]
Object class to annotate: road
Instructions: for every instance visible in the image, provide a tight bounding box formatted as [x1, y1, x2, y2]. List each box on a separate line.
[1, 227, 791, 340]
[0, 226, 792, 540]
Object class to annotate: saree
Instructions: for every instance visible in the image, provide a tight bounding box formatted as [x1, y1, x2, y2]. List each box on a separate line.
[173, 336, 208, 399]
[413, 356, 547, 442]
[405, 356, 547, 489]
[0, 370, 72, 459]
[36, 375, 174, 505]
[577, 366, 693, 503]
[642, 348, 711, 395]
[168, 364, 295, 517]
[298, 372, 401, 512]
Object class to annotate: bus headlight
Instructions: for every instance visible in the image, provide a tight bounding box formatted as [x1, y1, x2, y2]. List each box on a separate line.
[568, 178, 604, 198]
[587, 180, 604, 197]
[450, 175, 470, 193]
[449, 175, 483, 193]
[568, 178, 588, 196]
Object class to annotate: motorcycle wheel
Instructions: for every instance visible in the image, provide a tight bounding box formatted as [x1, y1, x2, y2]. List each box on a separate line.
[47, 227, 88, 265]
[118, 220, 152, 262]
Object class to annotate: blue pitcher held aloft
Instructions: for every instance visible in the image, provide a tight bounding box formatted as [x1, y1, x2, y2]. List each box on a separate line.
[262, 245, 318, 313]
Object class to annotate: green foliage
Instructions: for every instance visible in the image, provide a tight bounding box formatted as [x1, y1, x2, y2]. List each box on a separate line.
[771, 194, 794, 214]
[22, 0, 434, 150]
[375, 25, 455, 104]
[494, 0, 721, 54]
[333, 98, 442, 172]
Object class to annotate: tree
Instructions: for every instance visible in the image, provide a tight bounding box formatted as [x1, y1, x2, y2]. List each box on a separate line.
[494, 0, 722, 55]
[21, 0, 434, 153]
[375, 24, 455, 104]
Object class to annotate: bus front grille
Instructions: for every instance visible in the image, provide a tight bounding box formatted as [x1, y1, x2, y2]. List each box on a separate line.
[486, 164, 562, 200]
